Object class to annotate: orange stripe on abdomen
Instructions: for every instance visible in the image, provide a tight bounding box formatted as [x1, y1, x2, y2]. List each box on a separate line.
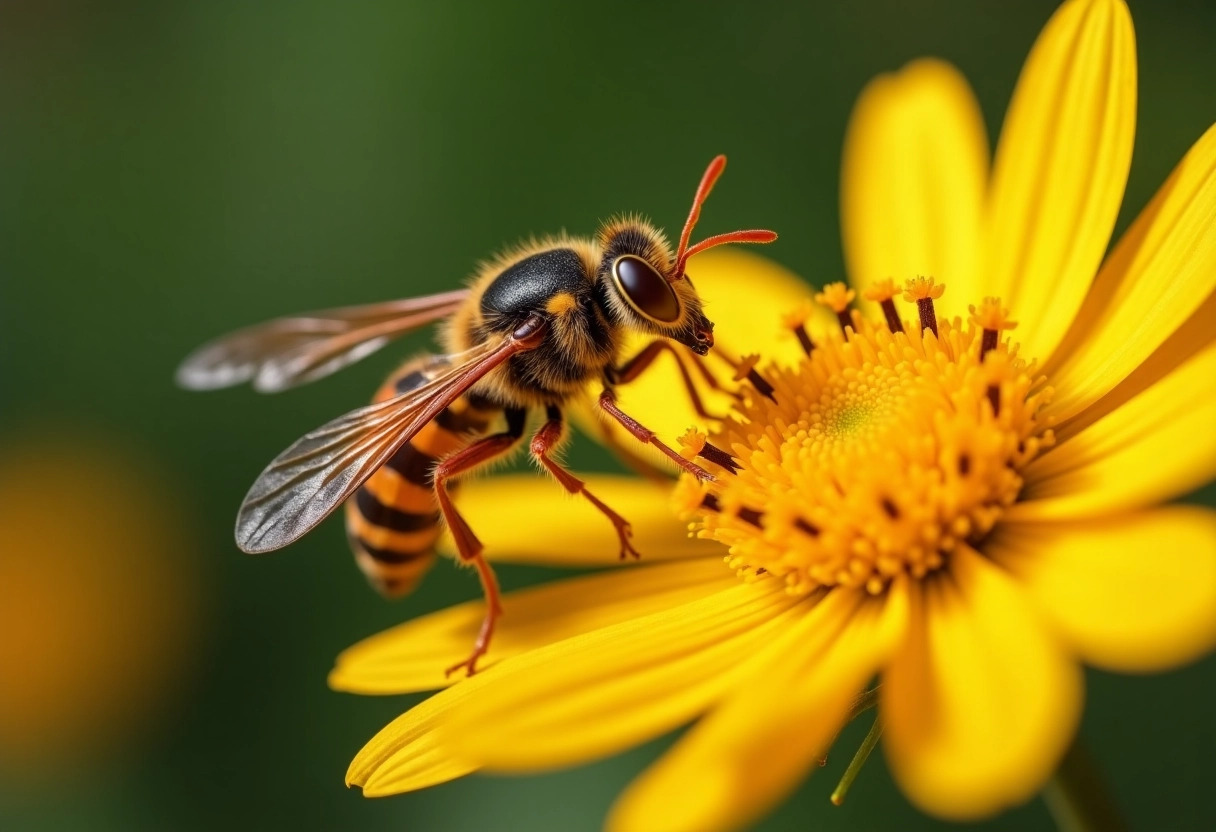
[345, 355, 496, 593]
[346, 354, 500, 598]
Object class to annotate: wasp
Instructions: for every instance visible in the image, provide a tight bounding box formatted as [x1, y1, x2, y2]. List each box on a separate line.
[178, 156, 776, 675]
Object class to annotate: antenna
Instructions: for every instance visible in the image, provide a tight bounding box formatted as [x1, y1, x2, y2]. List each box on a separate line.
[672, 155, 778, 279]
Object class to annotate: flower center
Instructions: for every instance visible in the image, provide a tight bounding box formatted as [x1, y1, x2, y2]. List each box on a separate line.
[676, 279, 1055, 595]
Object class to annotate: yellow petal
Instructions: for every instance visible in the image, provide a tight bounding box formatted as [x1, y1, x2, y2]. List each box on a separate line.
[841, 59, 988, 321]
[329, 557, 736, 694]
[346, 676, 486, 795]
[983, 0, 1136, 362]
[1054, 291, 1216, 436]
[573, 249, 817, 471]
[884, 545, 1082, 820]
[443, 579, 801, 772]
[1011, 340, 1216, 521]
[991, 508, 1216, 673]
[608, 584, 909, 832]
[446, 474, 715, 565]
[1044, 123, 1216, 420]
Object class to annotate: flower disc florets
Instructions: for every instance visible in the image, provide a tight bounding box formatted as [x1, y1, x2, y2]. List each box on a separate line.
[678, 281, 1055, 595]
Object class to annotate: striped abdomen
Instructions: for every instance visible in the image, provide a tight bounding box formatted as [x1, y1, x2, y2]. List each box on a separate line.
[344, 356, 496, 597]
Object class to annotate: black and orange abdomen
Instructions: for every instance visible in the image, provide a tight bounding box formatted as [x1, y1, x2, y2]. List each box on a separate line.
[344, 356, 496, 597]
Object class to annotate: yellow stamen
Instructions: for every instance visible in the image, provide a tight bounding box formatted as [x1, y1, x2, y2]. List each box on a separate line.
[815, 282, 857, 332]
[731, 354, 761, 382]
[902, 277, 944, 336]
[677, 427, 741, 475]
[780, 300, 816, 330]
[901, 276, 945, 301]
[671, 475, 714, 522]
[863, 279, 904, 334]
[815, 282, 857, 310]
[969, 297, 1019, 360]
[684, 303, 1054, 595]
[781, 301, 817, 356]
[730, 354, 776, 402]
[969, 297, 1018, 331]
[677, 428, 708, 461]
[861, 278, 897, 303]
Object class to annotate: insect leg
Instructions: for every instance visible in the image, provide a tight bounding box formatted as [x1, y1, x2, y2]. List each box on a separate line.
[434, 407, 528, 677]
[531, 406, 640, 560]
[593, 422, 674, 485]
[611, 340, 729, 420]
[598, 390, 714, 482]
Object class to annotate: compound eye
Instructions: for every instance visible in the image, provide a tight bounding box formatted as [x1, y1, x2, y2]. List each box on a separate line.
[611, 255, 680, 323]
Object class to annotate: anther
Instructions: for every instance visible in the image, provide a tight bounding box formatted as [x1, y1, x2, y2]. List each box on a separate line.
[862, 279, 904, 334]
[969, 297, 1017, 361]
[794, 517, 820, 537]
[982, 351, 1014, 418]
[700, 441, 741, 473]
[677, 427, 707, 460]
[701, 492, 721, 512]
[815, 282, 856, 333]
[678, 427, 741, 474]
[781, 302, 817, 356]
[732, 354, 777, 402]
[737, 506, 764, 528]
[794, 325, 814, 355]
[902, 277, 944, 337]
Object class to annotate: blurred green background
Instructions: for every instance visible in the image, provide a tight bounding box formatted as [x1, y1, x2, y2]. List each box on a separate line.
[2, 0, 1213, 829]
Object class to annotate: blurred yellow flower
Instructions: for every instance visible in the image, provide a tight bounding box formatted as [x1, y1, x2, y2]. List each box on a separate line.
[331, 0, 1216, 828]
[0, 435, 204, 783]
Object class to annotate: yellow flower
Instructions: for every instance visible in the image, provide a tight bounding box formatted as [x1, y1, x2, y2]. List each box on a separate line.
[331, 0, 1216, 828]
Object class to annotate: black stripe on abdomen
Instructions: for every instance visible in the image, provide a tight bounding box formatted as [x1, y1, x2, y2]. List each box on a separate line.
[354, 489, 440, 532]
[383, 443, 439, 487]
[353, 536, 432, 565]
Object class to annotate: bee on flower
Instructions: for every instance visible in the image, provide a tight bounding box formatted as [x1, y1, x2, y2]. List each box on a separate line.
[330, 1, 1216, 829]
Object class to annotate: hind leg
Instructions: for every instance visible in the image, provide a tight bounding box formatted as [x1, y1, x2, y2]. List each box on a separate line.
[434, 408, 527, 677]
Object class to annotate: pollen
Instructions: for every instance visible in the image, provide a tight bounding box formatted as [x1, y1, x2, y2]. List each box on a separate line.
[901, 276, 944, 302]
[681, 282, 1055, 595]
[780, 300, 816, 331]
[970, 297, 1019, 360]
[677, 427, 708, 461]
[969, 297, 1017, 332]
[862, 279, 904, 334]
[731, 354, 762, 383]
[815, 282, 858, 332]
[861, 279, 898, 303]
[815, 282, 856, 312]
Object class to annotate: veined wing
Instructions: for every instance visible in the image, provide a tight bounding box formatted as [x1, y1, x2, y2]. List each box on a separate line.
[235, 315, 547, 553]
[176, 289, 471, 393]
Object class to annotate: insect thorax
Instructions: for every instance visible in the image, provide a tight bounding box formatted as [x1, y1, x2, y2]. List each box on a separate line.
[460, 245, 620, 407]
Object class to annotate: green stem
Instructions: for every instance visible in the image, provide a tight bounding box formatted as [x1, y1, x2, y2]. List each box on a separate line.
[830, 717, 883, 806]
[1042, 738, 1128, 832]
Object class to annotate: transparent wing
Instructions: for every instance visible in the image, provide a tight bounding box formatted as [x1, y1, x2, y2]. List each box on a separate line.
[176, 289, 471, 393]
[234, 317, 546, 553]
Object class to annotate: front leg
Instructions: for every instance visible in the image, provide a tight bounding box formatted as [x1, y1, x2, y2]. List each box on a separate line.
[531, 406, 640, 560]
[598, 389, 714, 482]
[609, 340, 730, 421]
